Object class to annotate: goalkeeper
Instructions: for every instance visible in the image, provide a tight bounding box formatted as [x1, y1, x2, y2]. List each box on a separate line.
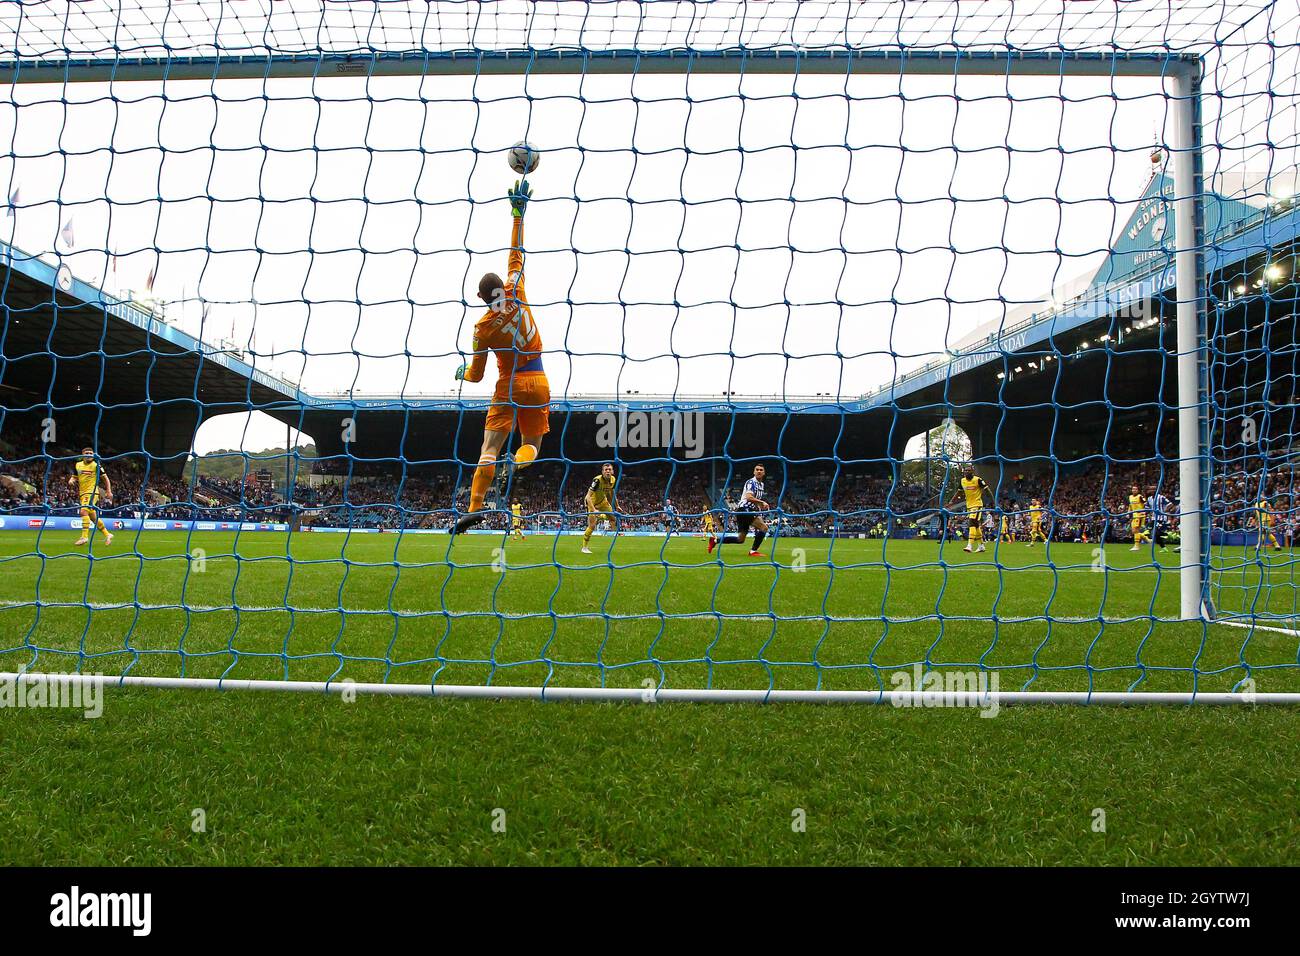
[452, 179, 549, 535]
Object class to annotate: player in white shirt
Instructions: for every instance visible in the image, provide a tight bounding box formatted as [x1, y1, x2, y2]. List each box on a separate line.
[664, 498, 681, 536]
[708, 464, 770, 557]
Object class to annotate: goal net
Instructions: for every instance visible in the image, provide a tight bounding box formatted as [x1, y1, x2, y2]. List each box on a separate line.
[0, 1, 1296, 702]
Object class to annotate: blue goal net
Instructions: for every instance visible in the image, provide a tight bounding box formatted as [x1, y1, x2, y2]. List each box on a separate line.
[0, 1, 1297, 702]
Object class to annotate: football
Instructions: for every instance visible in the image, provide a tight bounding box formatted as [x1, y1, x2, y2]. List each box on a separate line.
[507, 141, 539, 174]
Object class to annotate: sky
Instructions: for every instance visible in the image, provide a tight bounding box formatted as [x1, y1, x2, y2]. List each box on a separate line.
[0, 2, 1293, 455]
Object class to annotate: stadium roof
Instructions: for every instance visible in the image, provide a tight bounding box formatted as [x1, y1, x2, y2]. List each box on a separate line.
[0, 243, 300, 414]
[3, 170, 1297, 427]
[860, 179, 1300, 411]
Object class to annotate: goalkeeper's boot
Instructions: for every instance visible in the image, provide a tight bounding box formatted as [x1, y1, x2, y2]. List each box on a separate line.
[452, 510, 487, 535]
[707, 536, 717, 554]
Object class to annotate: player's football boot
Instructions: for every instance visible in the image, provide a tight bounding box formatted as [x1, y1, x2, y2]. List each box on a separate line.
[451, 511, 487, 535]
[748, 549, 761, 557]
[707, 536, 717, 554]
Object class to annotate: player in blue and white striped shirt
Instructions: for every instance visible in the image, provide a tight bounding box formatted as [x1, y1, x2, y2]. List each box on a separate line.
[708, 463, 770, 557]
[1147, 486, 1174, 553]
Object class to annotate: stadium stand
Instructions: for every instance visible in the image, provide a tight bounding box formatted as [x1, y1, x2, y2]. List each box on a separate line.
[1, 166, 1297, 547]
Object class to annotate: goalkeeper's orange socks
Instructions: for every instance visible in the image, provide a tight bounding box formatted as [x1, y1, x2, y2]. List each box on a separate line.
[514, 443, 538, 470]
[469, 454, 496, 512]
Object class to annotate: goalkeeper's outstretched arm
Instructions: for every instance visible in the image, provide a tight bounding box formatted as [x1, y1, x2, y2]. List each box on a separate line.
[457, 179, 533, 386]
[505, 178, 531, 292]
[460, 341, 489, 384]
[507, 199, 525, 287]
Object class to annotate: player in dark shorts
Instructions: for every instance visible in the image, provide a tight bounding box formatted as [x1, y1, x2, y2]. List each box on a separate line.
[708, 463, 770, 558]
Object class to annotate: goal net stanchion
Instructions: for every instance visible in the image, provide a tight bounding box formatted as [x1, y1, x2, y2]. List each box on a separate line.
[0, 1, 1296, 704]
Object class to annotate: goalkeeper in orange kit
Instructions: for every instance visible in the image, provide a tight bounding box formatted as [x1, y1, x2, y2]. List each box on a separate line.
[452, 179, 550, 535]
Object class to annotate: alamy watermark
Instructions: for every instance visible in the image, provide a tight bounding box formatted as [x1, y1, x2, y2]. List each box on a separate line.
[0, 672, 104, 718]
[50, 886, 151, 936]
[595, 406, 704, 459]
[889, 664, 1000, 717]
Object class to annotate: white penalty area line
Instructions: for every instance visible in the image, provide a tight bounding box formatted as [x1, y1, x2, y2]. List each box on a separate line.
[1, 671, 1297, 705]
[0, 597, 1253, 628]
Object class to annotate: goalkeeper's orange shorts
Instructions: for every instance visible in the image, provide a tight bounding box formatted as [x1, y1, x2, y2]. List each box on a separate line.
[487, 372, 550, 436]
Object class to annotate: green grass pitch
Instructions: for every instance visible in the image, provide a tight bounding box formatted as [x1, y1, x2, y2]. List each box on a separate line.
[0, 529, 1297, 864]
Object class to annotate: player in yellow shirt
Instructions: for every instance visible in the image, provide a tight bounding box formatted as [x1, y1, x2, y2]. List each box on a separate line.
[946, 464, 991, 553]
[510, 500, 525, 540]
[999, 506, 1015, 543]
[1128, 484, 1150, 551]
[1025, 497, 1048, 546]
[1251, 494, 1282, 551]
[67, 447, 114, 547]
[582, 463, 619, 554]
[702, 508, 717, 537]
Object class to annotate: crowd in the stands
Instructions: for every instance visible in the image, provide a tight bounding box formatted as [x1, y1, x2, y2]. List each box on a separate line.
[1, 430, 1295, 544]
